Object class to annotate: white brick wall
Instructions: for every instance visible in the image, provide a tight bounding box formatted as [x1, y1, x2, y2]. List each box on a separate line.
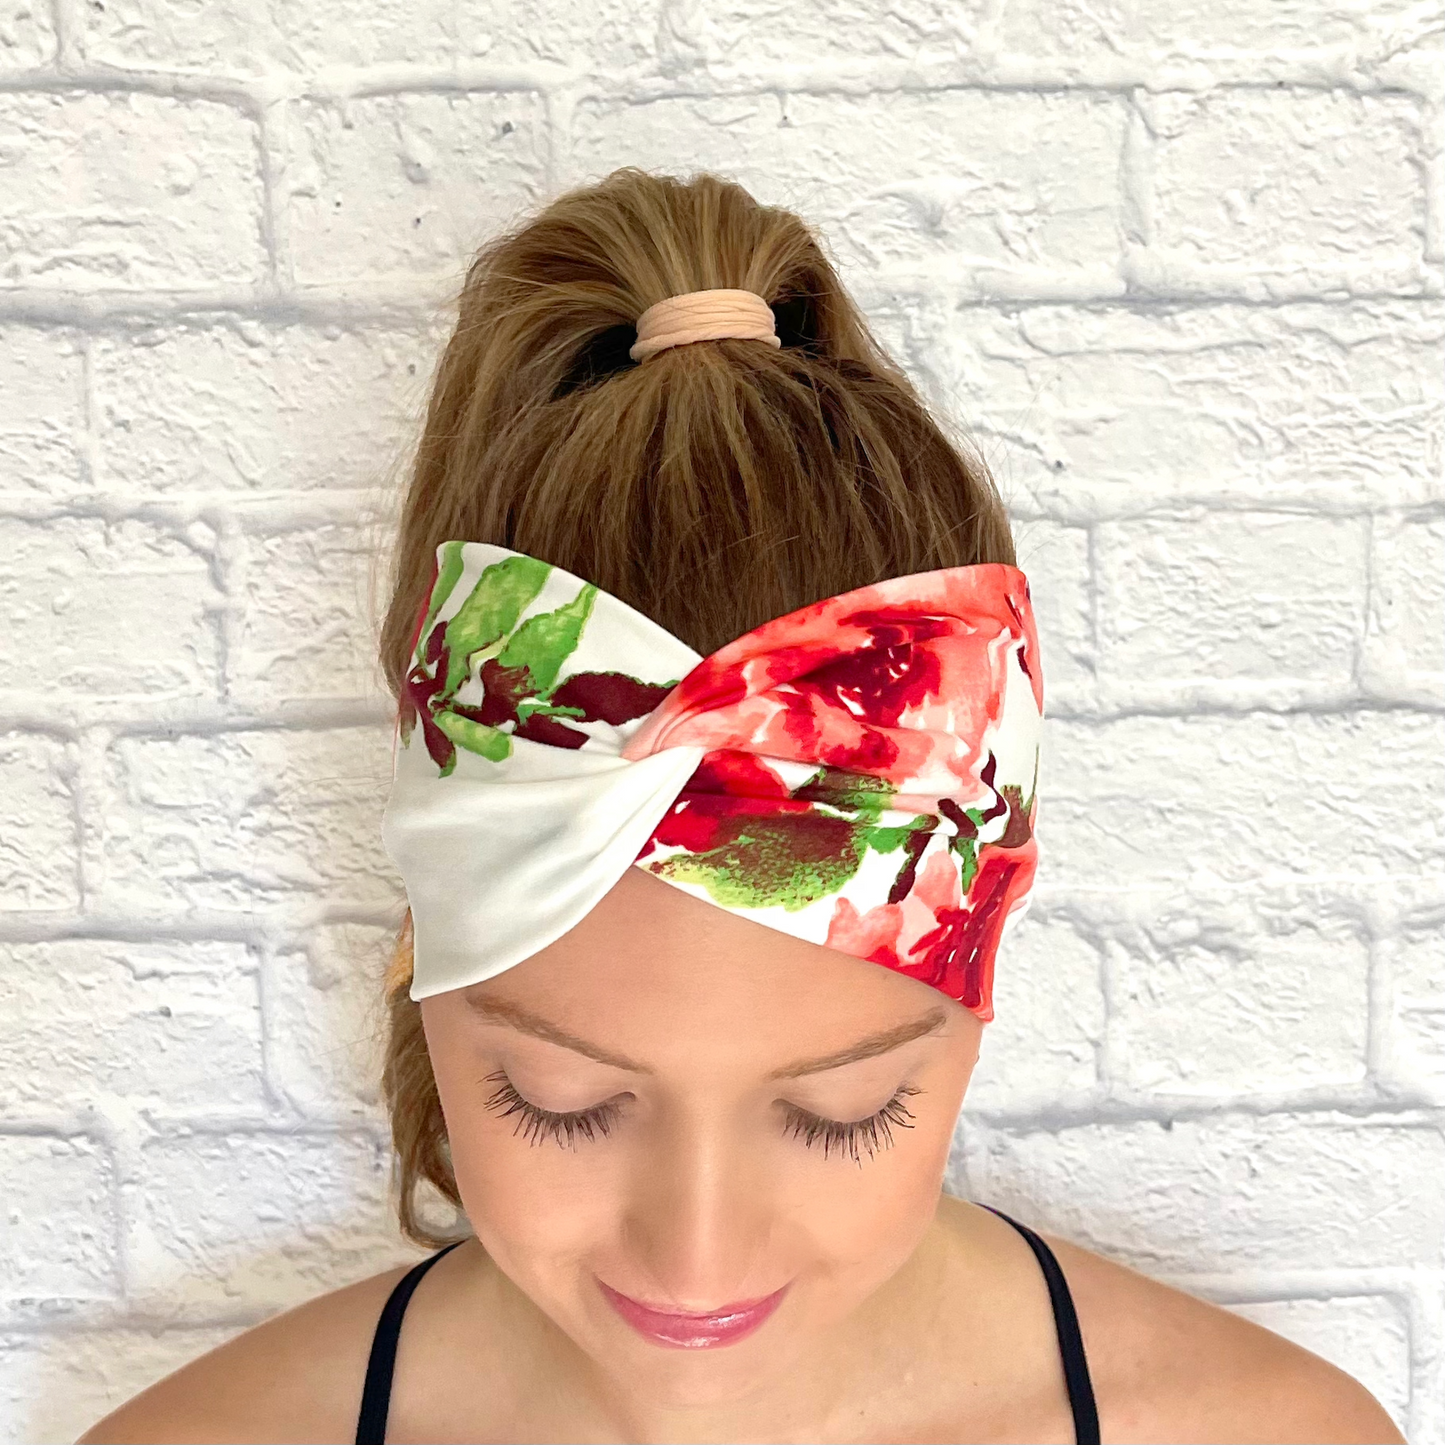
[0, 2, 1440, 1440]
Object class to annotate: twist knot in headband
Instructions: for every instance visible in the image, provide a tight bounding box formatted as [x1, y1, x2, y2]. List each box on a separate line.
[383, 543, 1045, 1022]
[629, 288, 782, 362]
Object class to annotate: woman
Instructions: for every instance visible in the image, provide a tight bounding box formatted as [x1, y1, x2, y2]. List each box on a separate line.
[80, 169, 1402, 1445]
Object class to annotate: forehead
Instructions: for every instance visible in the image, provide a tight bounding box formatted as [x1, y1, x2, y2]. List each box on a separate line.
[461, 867, 961, 1070]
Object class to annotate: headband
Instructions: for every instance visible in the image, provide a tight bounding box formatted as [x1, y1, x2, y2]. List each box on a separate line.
[382, 543, 1043, 1022]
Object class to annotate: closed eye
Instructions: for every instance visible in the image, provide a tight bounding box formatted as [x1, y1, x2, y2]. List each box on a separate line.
[778, 1084, 921, 1165]
[483, 1070, 922, 1163]
[482, 1070, 628, 1148]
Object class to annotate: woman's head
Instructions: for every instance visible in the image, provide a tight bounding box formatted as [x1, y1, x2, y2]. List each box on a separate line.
[378, 166, 1016, 1394]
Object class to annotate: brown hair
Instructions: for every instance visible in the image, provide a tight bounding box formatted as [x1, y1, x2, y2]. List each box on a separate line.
[378, 166, 1015, 1247]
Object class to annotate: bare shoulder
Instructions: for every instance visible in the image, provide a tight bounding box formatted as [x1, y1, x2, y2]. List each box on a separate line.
[74, 1257, 419, 1445]
[1044, 1232, 1405, 1444]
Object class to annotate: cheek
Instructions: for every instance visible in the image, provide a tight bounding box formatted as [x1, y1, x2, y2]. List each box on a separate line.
[780, 1045, 973, 1308]
[789, 1092, 958, 1286]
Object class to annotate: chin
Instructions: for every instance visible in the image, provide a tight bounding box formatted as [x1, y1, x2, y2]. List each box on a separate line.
[594, 1322, 810, 1408]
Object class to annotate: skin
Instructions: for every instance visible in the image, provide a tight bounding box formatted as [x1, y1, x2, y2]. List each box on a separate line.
[79, 868, 1405, 1444]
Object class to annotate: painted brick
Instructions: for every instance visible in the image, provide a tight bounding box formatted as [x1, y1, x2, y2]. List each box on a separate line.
[0, 0, 57, 71]
[1394, 920, 1445, 1096]
[655, 0, 986, 66]
[1041, 709, 1445, 887]
[999, 0, 1438, 65]
[0, 91, 264, 291]
[124, 1130, 411, 1315]
[0, 326, 85, 493]
[565, 92, 793, 205]
[99, 726, 399, 914]
[282, 92, 548, 288]
[782, 89, 1125, 281]
[74, 0, 658, 75]
[962, 912, 1104, 1115]
[265, 922, 393, 1121]
[568, 89, 1127, 285]
[75, 0, 462, 73]
[0, 731, 78, 911]
[1147, 89, 1422, 276]
[0, 516, 221, 701]
[463, 0, 659, 69]
[937, 301, 1445, 509]
[0, 1135, 117, 1310]
[997, 0, 1127, 61]
[92, 322, 442, 496]
[0, 1324, 239, 1445]
[0, 939, 264, 1117]
[1369, 513, 1445, 680]
[1139, 0, 1441, 55]
[1108, 894, 1370, 1095]
[1096, 511, 1368, 689]
[1225, 1293, 1410, 1437]
[459, 0, 658, 70]
[229, 524, 382, 707]
[966, 1113, 1445, 1272]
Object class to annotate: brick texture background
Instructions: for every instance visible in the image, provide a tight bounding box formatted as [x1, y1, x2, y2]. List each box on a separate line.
[0, 2, 1442, 1440]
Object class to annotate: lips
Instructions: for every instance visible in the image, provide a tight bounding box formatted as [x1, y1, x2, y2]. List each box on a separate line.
[598, 1278, 788, 1349]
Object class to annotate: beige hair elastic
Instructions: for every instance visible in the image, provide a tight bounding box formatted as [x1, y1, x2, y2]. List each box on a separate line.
[629, 288, 782, 362]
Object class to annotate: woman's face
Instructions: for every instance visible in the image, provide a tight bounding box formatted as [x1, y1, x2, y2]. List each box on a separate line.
[420, 866, 984, 1405]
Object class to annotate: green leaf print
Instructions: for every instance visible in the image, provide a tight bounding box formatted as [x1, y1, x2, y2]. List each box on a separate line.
[802, 767, 936, 870]
[794, 764, 894, 815]
[442, 556, 552, 697]
[863, 820, 927, 854]
[420, 540, 468, 656]
[650, 815, 866, 913]
[954, 835, 980, 892]
[434, 708, 514, 763]
[515, 698, 585, 723]
[497, 585, 598, 699]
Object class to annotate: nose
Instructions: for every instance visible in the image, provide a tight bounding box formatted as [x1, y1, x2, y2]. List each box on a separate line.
[618, 1103, 779, 1310]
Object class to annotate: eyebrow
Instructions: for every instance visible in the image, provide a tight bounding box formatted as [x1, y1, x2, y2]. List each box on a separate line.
[464, 995, 949, 1080]
[766, 1007, 949, 1079]
[465, 995, 651, 1072]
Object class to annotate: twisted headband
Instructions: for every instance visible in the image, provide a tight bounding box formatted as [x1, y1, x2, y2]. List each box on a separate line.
[383, 543, 1044, 1022]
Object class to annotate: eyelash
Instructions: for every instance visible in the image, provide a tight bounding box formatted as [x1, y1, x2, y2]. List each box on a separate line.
[482, 1070, 625, 1149]
[481, 1070, 921, 1163]
[780, 1085, 921, 1164]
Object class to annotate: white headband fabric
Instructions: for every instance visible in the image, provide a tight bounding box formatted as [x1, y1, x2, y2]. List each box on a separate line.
[382, 542, 1044, 1021]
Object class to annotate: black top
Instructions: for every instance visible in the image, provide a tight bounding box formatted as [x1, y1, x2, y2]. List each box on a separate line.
[355, 1205, 1098, 1445]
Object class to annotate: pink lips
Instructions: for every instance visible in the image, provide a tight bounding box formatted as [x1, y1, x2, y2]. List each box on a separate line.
[599, 1278, 788, 1349]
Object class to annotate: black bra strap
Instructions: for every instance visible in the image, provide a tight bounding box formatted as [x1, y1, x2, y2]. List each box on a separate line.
[979, 1204, 1100, 1445]
[355, 1239, 466, 1445]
